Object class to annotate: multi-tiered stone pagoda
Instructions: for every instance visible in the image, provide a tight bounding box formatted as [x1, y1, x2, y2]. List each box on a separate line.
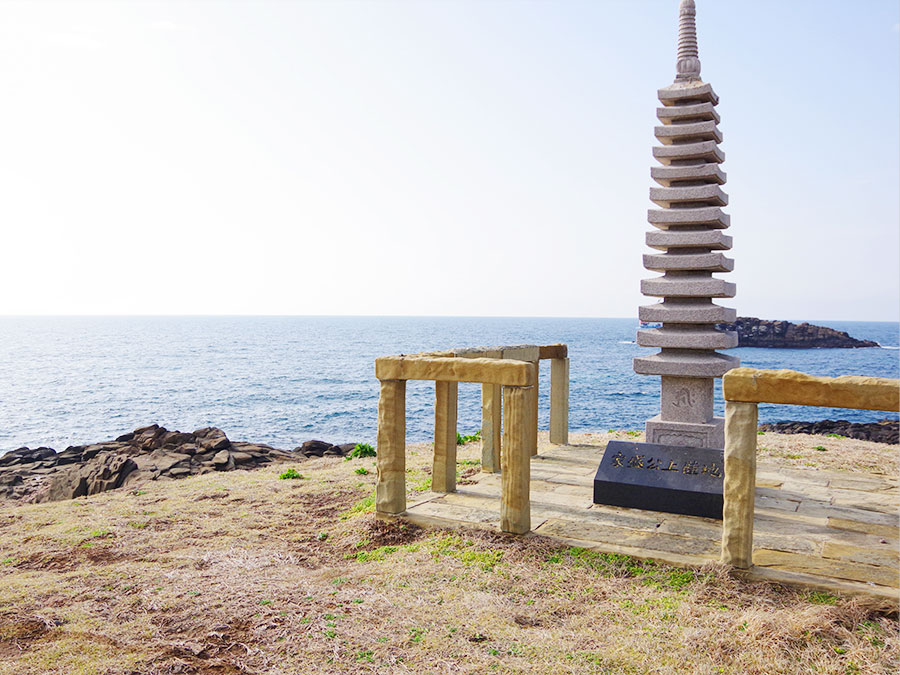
[634, 0, 739, 449]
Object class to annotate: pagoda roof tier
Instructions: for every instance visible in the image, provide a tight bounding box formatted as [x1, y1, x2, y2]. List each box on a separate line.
[651, 163, 725, 186]
[654, 120, 722, 145]
[653, 140, 724, 165]
[634, 350, 740, 378]
[639, 301, 736, 324]
[649, 184, 728, 208]
[641, 276, 736, 298]
[643, 252, 734, 273]
[648, 206, 730, 229]
[658, 81, 718, 106]
[656, 102, 719, 125]
[646, 230, 732, 251]
[637, 326, 738, 350]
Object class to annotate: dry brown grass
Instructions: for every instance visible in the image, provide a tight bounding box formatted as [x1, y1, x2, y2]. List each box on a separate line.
[0, 432, 897, 674]
[754, 430, 899, 475]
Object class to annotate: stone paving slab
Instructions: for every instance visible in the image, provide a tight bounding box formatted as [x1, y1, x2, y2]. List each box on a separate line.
[403, 440, 899, 603]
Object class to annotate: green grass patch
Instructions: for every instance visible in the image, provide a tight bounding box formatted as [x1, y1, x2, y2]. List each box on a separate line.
[342, 490, 376, 518]
[351, 543, 421, 563]
[279, 468, 304, 480]
[457, 430, 482, 445]
[544, 547, 708, 590]
[809, 591, 838, 605]
[347, 443, 376, 460]
[430, 535, 504, 571]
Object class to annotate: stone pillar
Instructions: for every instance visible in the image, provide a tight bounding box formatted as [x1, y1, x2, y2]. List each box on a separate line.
[530, 362, 539, 456]
[721, 400, 758, 568]
[481, 383, 502, 473]
[433, 380, 458, 493]
[550, 357, 569, 444]
[375, 379, 406, 515]
[634, 0, 739, 449]
[501, 385, 532, 534]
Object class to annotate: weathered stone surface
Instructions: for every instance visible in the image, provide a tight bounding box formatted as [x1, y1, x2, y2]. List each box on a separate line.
[637, 326, 738, 350]
[715, 317, 879, 349]
[658, 81, 718, 106]
[640, 301, 736, 324]
[194, 428, 231, 451]
[721, 401, 758, 568]
[646, 229, 732, 251]
[653, 140, 724, 165]
[654, 120, 722, 144]
[723, 368, 899, 412]
[0, 446, 55, 467]
[634, 351, 740, 378]
[375, 355, 534, 387]
[656, 101, 719, 124]
[640, 276, 735, 298]
[643, 252, 733, 272]
[649, 184, 728, 208]
[651, 163, 725, 186]
[298, 440, 333, 457]
[39, 451, 137, 502]
[648, 206, 730, 229]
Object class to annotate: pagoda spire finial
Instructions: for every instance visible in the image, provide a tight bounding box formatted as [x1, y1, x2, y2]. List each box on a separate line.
[675, 0, 701, 82]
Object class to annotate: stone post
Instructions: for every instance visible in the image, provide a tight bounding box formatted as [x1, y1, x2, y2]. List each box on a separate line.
[433, 380, 458, 493]
[634, 0, 739, 449]
[550, 357, 569, 444]
[375, 379, 406, 515]
[501, 385, 532, 534]
[481, 383, 502, 472]
[721, 400, 758, 568]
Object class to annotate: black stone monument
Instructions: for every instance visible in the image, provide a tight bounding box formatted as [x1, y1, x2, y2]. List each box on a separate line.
[593, 440, 724, 519]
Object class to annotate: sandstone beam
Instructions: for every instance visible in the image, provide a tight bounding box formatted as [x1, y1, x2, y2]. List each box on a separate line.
[723, 368, 900, 412]
[375, 356, 534, 387]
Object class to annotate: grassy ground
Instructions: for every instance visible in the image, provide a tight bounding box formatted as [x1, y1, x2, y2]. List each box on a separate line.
[0, 431, 897, 674]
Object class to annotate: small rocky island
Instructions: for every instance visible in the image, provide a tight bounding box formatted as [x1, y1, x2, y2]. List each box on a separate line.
[0, 425, 357, 503]
[716, 317, 879, 348]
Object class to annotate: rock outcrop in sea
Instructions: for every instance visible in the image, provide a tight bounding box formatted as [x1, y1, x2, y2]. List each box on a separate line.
[0, 425, 359, 502]
[716, 317, 879, 348]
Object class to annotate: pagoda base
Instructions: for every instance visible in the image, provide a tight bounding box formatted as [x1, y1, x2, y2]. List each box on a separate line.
[645, 415, 724, 449]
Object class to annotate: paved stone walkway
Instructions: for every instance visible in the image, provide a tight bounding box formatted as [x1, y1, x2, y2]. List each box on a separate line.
[403, 439, 899, 604]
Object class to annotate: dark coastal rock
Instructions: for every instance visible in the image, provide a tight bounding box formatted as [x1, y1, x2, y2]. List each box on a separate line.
[194, 427, 231, 451]
[0, 446, 56, 467]
[38, 452, 138, 502]
[297, 440, 333, 457]
[758, 419, 898, 445]
[333, 443, 358, 456]
[715, 317, 879, 349]
[1, 425, 360, 502]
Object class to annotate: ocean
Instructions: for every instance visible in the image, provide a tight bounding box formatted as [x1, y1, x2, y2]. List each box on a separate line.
[0, 317, 897, 453]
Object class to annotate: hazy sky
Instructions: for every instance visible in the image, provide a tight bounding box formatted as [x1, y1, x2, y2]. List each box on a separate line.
[1, 0, 897, 320]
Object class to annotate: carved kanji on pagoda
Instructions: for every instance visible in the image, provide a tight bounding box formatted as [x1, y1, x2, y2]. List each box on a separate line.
[634, 0, 739, 449]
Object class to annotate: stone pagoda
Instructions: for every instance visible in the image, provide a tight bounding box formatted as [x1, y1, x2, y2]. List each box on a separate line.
[634, 0, 739, 449]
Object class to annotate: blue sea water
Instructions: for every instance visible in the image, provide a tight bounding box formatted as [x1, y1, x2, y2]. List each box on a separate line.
[0, 317, 896, 453]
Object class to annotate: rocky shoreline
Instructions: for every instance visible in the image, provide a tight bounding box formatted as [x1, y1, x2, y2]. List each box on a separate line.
[758, 419, 898, 445]
[0, 425, 359, 503]
[716, 317, 879, 348]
